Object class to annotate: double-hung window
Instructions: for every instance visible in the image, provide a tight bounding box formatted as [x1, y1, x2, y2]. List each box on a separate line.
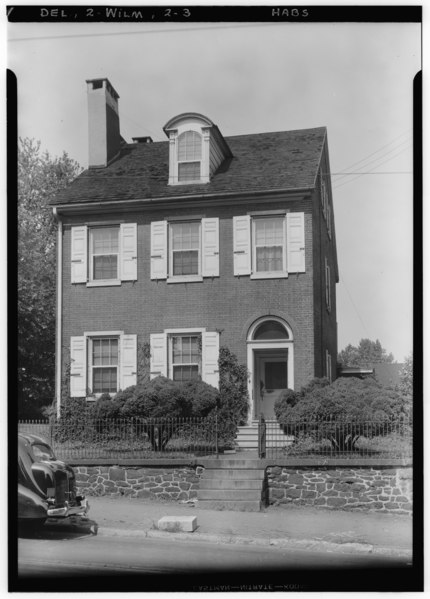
[150, 329, 220, 388]
[71, 223, 137, 285]
[253, 217, 286, 275]
[150, 218, 219, 281]
[170, 221, 200, 277]
[89, 337, 119, 394]
[233, 212, 305, 278]
[70, 332, 137, 398]
[171, 334, 201, 382]
[177, 131, 202, 183]
[89, 227, 119, 281]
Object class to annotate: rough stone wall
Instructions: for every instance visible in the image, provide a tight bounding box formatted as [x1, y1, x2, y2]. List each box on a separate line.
[75, 465, 204, 501]
[266, 466, 412, 514]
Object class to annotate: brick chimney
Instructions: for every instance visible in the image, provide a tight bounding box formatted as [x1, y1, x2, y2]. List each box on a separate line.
[86, 78, 121, 168]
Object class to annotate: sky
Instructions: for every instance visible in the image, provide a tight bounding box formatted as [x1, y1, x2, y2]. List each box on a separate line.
[7, 14, 421, 363]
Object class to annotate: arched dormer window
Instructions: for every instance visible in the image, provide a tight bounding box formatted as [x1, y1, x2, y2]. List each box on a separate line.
[163, 113, 232, 186]
[177, 131, 202, 182]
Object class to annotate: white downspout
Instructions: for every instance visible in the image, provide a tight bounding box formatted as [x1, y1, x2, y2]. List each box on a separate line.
[53, 208, 62, 418]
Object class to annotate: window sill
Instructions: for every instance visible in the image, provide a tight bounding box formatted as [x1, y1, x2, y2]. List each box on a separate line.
[167, 276, 203, 284]
[250, 272, 288, 280]
[87, 280, 121, 287]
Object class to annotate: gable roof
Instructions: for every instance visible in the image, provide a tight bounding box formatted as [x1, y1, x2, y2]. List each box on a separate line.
[51, 127, 327, 206]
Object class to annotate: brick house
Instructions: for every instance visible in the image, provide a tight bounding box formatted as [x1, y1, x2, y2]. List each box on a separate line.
[51, 78, 338, 423]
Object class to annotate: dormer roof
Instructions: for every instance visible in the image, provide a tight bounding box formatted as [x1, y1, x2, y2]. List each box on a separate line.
[51, 126, 327, 205]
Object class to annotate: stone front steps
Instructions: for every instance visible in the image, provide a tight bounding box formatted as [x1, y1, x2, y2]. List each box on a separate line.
[197, 457, 265, 512]
[235, 421, 294, 451]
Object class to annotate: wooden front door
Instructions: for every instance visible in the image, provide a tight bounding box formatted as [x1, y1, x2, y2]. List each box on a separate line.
[254, 352, 288, 420]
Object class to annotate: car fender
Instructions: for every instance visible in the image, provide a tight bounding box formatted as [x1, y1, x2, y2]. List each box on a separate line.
[18, 483, 48, 520]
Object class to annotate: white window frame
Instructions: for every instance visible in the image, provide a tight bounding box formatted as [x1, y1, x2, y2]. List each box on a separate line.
[168, 331, 203, 382]
[89, 226, 120, 285]
[177, 131, 202, 183]
[71, 223, 137, 287]
[88, 335, 120, 396]
[168, 220, 202, 283]
[167, 125, 210, 186]
[251, 214, 288, 280]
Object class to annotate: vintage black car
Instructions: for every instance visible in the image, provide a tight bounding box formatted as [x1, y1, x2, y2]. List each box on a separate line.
[18, 432, 88, 526]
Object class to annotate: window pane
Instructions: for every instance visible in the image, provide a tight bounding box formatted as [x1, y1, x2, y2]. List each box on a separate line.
[93, 367, 117, 393]
[171, 222, 200, 250]
[92, 339, 118, 366]
[254, 321, 289, 340]
[173, 365, 199, 382]
[256, 247, 283, 272]
[255, 218, 284, 246]
[92, 227, 119, 253]
[93, 255, 118, 280]
[178, 162, 200, 182]
[173, 250, 199, 276]
[265, 362, 288, 389]
[171, 336, 200, 365]
[178, 131, 202, 161]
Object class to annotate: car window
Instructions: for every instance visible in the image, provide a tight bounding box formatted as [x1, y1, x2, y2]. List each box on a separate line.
[32, 443, 56, 461]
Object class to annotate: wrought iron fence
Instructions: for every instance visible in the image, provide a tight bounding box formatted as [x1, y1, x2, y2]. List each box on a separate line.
[18, 414, 413, 461]
[258, 414, 413, 460]
[18, 417, 219, 460]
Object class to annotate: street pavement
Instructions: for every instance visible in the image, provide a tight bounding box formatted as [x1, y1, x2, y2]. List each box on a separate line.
[55, 495, 413, 558]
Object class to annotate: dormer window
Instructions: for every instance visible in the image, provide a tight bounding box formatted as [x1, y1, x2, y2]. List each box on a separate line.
[163, 112, 232, 186]
[177, 131, 202, 182]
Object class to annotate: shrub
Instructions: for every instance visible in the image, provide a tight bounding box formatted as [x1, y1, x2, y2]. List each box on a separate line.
[218, 346, 249, 427]
[275, 376, 407, 452]
[120, 377, 192, 420]
[181, 379, 219, 416]
[91, 393, 124, 420]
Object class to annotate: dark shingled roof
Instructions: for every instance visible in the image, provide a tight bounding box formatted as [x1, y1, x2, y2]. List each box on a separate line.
[51, 127, 327, 205]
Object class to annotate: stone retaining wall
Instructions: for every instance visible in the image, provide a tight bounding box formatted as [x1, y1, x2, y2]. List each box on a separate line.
[266, 466, 412, 514]
[75, 465, 204, 501]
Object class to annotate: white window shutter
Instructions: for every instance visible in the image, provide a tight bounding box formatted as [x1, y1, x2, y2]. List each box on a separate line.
[233, 215, 251, 276]
[120, 334, 137, 389]
[287, 212, 305, 273]
[201, 218, 219, 277]
[150, 221, 167, 280]
[70, 336, 87, 397]
[71, 226, 88, 283]
[202, 331, 220, 388]
[120, 223, 137, 281]
[150, 333, 167, 379]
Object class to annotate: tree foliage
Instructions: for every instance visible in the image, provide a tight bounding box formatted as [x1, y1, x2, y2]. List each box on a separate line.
[398, 353, 413, 415]
[275, 377, 406, 452]
[338, 338, 394, 368]
[18, 138, 81, 418]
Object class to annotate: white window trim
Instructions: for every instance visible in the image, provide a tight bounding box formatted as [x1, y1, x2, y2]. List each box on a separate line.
[168, 220, 202, 282]
[165, 328, 206, 381]
[84, 330, 124, 398]
[250, 214, 288, 279]
[71, 224, 137, 286]
[168, 331, 203, 381]
[168, 126, 210, 185]
[89, 226, 120, 284]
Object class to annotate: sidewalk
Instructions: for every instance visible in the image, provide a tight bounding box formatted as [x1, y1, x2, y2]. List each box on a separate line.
[73, 496, 413, 558]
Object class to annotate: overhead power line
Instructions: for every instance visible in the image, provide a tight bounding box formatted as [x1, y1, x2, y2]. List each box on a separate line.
[9, 23, 278, 43]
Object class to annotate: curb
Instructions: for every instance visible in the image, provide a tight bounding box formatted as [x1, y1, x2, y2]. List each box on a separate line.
[97, 526, 412, 559]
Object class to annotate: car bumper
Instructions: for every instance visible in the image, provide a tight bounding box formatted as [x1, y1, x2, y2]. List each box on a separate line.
[47, 497, 89, 518]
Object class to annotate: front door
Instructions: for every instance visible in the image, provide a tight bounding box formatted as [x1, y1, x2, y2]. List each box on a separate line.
[254, 351, 288, 420]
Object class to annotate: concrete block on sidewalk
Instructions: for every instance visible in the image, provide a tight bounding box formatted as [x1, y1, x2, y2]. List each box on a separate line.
[158, 516, 197, 533]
